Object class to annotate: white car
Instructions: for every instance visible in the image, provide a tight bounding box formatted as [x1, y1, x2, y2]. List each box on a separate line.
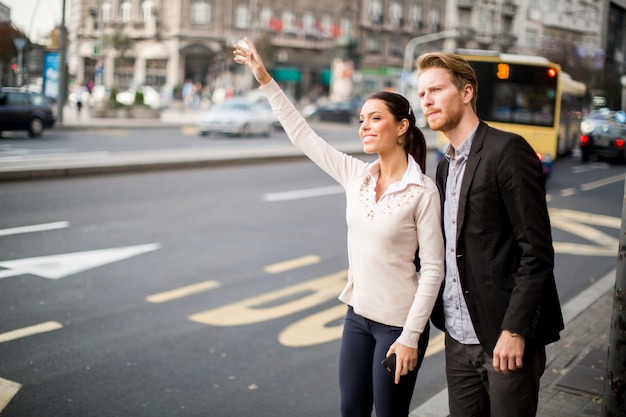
[116, 85, 164, 109]
[198, 97, 277, 137]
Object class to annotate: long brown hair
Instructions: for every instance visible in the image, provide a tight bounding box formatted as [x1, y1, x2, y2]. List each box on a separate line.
[366, 91, 427, 171]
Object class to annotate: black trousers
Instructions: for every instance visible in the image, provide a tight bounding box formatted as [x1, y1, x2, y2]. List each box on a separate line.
[338, 306, 429, 417]
[445, 333, 546, 417]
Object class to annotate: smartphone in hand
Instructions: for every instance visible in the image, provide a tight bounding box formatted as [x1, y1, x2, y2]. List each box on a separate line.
[381, 353, 396, 374]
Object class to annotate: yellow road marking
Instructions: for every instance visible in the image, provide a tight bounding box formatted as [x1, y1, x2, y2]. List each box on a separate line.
[0, 378, 21, 412]
[146, 280, 221, 303]
[581, 173, 625, 191]
[550, 208, 620, 256]
[0, 321, 63, 343]
[425, 332, 445, 358]
[189, 270, 347, 326]
[264, 255, 321, 274]
[279, 304, 345, 347]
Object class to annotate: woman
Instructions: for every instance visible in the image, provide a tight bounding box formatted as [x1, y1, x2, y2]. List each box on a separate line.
[234, 38, 444, 417]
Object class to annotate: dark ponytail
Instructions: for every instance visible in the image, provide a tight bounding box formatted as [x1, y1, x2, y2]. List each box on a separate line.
[366, 91, 427, 172]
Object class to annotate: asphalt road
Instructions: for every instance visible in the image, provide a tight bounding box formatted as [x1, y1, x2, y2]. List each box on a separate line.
[0, 129, 624, 416]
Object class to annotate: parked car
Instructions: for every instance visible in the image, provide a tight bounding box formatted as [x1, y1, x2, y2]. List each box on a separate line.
[197, 97, 277, 137]
[116, 85, 165, 109]
[304, 99, 361, 123]
[0, 87, 56, 137]
[580, 124, 626, 163]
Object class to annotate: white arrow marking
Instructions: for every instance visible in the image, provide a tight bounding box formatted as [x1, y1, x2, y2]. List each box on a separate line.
[0, 243, 161, 280]
[0, 377, 21, 411]
[0, 221, 70, 237]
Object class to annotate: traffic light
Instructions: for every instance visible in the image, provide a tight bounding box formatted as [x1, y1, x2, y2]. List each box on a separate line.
[10, 63, 17, 72]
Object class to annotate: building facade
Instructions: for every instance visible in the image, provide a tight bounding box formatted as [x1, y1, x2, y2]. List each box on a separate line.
[65, 0, 622, 107]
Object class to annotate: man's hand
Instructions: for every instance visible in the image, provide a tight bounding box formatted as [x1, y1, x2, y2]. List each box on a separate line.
[492, 330, 525, 373]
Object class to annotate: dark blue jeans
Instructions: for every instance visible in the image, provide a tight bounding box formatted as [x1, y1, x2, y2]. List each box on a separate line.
[338, 306, 430, 417]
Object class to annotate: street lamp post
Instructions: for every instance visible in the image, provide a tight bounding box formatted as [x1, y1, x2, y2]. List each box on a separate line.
[401, 29, 459, 95]
[12, 37, 26, 86]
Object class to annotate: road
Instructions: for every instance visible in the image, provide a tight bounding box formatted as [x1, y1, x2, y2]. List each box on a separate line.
[0, 126, 624, 416]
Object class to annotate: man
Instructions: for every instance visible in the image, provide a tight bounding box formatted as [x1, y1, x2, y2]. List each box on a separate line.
[416, 52, 564, 417]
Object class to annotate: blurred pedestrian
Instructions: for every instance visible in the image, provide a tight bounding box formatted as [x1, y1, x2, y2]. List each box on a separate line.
[73, 81, 88, 119]
[234, 37, 444, 417]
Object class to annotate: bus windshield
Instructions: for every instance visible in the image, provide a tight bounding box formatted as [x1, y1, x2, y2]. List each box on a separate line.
[472, 61, 558, 127]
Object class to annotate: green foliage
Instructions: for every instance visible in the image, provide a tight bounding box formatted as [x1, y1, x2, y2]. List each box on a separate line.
[104, 31, 134, 58]
[133, 90, 145, 106]
[106, 86, 123, 107]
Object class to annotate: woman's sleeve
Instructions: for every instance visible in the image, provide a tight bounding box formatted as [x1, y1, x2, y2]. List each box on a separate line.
[260, 80, 364, 185]
[397, 179, 445, 348]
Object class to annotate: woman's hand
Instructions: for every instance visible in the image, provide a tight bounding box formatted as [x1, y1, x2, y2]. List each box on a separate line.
[387, 342, 419, 385]
[233, 37, 273, 86]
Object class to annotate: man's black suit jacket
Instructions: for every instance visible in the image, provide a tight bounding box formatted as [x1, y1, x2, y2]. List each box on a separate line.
[430, 121, 564, 353]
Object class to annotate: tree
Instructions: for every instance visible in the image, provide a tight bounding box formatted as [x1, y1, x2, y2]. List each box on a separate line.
[0, 22, 28, 85]
[104, 31, 134, 59]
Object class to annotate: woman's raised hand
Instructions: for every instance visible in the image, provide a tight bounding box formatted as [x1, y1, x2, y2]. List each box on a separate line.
[233, 37, 272, 86]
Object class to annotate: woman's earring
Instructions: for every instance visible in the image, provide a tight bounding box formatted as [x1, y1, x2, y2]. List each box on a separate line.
[397, 139, 403, 145]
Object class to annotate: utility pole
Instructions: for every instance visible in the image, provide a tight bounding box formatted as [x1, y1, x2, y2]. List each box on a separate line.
[603, 180, 626, 415]
[56, 0, 67, 124]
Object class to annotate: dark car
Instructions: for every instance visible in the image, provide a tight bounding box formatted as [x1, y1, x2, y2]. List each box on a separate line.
[305, 99, 361, 123]
[0, 87, 56, 137]
[580, 124, 626, 163]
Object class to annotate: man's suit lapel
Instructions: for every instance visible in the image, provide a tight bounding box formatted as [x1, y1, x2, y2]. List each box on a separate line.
[456, 122, 487, 241]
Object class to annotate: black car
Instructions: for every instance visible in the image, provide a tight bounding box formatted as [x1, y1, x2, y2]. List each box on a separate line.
[580, 124, 626, 163]
[305, 99, 361, 123]
[0, 87, 56, 137]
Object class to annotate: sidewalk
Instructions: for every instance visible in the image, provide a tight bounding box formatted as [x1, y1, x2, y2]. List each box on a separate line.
[5, 102, 618, 417]
[411, 271, 614, 417]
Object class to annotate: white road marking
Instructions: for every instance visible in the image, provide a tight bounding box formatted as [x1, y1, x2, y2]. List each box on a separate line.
[0, 321, 63, 343]
[263, 185, 343, 202]
[0, 221, 69, 237]
[0, 243, 161, 280]
[0, 378, 22, 411]
[146, 280, 221, 303]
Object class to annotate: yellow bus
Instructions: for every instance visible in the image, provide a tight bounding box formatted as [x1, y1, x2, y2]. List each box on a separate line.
[436, 50, 587, 175]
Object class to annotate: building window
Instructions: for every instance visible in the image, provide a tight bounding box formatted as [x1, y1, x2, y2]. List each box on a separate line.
[525, 29, 538, 49]
[428, 9, 440, 32]
[282, 10, 295, 33]
[142, 1, 154, 24]
[260, 6, 272, 29]
[102, 1, 112, 22]
[409, 5, 422, 30]
[190, 0, 211, 25]
[146, 59, 167, 87]
[340, 17, 351, 37]
[389, 36, 403, 57]
[121, 1, 132, 23]
[303, 12, 314, 35]
[390, 2, 403, 27]
[366, 33, 381, 53]
[322, 15, 332, 37]
[369, 0, 383, 24]
[115, 57, 135, 88]
[235, 3, 250, 29]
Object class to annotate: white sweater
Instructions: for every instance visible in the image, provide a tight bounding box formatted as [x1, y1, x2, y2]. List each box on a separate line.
[260, 80, 445, 348]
